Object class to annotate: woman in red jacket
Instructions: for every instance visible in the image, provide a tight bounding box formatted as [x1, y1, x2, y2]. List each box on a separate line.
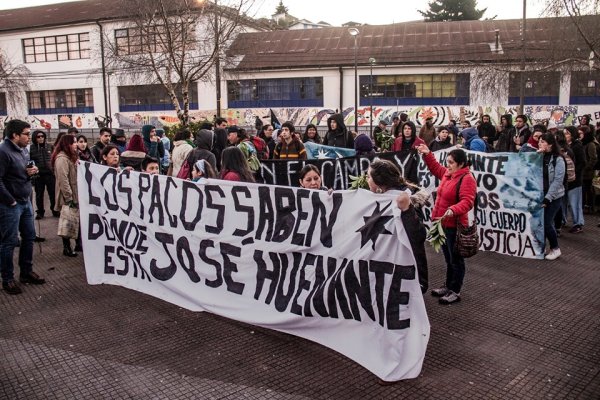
[417, 144, 477, 304]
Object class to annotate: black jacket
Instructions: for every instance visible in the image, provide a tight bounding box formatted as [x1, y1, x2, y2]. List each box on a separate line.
[91, 141, 106, 164]
[495, 114, 516, 152]
[186, 129, 218, 176]
[478, 122, 497, 145]
[0, 139, 33, 205]
[324, 114, 354, 149]
[429, 137, 453, 152]
[569, 139, 586, 189]
[29, 138, 53, 175]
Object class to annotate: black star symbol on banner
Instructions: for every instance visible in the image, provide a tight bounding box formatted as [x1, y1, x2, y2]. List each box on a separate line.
[355, 201, 394, 250]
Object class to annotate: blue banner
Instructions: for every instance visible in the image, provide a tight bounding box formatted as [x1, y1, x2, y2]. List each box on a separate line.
[304, 142, 356, 159]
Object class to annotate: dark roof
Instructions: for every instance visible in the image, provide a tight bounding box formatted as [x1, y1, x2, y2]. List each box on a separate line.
[226, 15, 600, 71]
[0, 0, 269, 32]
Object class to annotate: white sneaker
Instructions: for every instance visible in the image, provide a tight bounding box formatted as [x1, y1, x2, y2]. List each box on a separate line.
[545, 248, 562, 260]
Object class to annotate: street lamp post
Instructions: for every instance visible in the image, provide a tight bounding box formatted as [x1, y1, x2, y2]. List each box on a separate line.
[519, 0, 527, 115]
[348, 28, 359, 134]
[369, 57, 376, 138]
[107, 71, 113, 128]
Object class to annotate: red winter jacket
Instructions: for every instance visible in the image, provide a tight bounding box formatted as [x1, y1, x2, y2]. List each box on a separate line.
[423, 152, 477, 228]
[221, 170, 241, 181]
[392, 136, 425, 152]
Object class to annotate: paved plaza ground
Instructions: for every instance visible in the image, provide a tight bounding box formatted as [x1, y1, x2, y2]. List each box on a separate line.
[1, 212, 599, 399]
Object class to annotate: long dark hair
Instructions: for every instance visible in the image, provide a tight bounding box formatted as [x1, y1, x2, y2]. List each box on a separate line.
[447, 148, 470, 169]
[258, 124, 273, 142]
[220, 147, 255, 182]
[51, 134, 78, 167]
[369, 159, 409, 190]
[401, 121, 417, 141]
[579, 125, 595, 145]
[540, 132, 561, 157]
[302, 124, 321, 143]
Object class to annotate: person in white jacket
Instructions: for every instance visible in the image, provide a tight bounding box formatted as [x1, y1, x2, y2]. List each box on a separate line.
[170, 129, 194, 177]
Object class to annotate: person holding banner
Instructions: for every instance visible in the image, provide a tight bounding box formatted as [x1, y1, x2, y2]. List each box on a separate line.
[51, 134, 80, 257]
[100, 145, 121, 169]
[538, 133, 565, 261]
[367, 160, 430, 294]
[417, 145, 476, 304]
[298, 164, 328, 191]
[220, 147, 255, 183]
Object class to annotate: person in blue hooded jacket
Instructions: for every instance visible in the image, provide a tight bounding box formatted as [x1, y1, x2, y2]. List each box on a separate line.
[141, 124, 165, 162]
[459, 127, 486, 152]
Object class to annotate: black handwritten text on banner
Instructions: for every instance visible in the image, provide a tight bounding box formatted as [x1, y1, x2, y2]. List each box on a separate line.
[78, 162, 430, 381]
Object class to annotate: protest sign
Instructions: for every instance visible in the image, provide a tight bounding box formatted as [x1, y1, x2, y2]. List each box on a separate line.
[418, 148, 545, 259]
[78, 162, 430, 381]
[259, 148, 545, 259]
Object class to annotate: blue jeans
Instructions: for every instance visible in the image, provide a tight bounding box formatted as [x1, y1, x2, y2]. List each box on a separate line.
[544, 198, 563, 250]
[441, 227, 466, 294]
[563, 187, 584, 226]
[0, 201, 35, 284]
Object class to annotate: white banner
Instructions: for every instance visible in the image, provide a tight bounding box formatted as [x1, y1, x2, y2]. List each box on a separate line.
[77, 162, 430, 381]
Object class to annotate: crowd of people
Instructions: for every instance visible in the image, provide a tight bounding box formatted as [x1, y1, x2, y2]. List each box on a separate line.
[1, 111, 599, 302]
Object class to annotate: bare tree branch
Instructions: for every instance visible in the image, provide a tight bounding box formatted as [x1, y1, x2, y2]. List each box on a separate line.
[0, 50, 30, 110]
[103, 0, 256, 126]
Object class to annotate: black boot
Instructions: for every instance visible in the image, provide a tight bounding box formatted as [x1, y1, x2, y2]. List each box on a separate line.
[74, 237, 83, 253]
[62, 238, 78, 257]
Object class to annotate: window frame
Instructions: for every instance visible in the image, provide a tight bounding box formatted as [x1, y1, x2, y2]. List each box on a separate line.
[359, 73, 470, 106]
[227, 77, 324, 108]
[118, 83, 199, 112]
[569, 71, 600, 104]
[26, 88, 94, 114]
[508, 71, 560, 105]
[22, 32, 90, 63]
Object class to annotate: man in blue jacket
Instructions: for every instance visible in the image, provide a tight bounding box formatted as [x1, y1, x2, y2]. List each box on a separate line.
[0, 119, 46, 295]
[460, 127, 487, 152]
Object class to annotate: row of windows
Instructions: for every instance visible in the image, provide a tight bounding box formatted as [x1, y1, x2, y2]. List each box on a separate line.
[22, 33, 90, 63]
[17, 72, 600, 114]
[227, 78, 324, 108]
[118, 84, 199, 111]
[114, 25, 195, 56]
[27, 89, 94, 114]
[359, 74, 471, 106]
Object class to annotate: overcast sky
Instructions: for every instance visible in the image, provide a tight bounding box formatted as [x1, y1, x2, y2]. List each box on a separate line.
[1, 0, 549, 25]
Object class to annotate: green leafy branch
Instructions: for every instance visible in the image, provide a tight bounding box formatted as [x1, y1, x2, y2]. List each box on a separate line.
[349, 173, 369, 189]
[427, 218, 446, 252]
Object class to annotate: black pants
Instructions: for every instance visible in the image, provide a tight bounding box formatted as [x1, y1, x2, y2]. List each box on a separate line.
[34, 173, 56, 216]
[582, 179, 594, 209]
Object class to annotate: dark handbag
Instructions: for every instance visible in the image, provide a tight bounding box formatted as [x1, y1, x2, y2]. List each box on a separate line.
[454, 174, 479, 258]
